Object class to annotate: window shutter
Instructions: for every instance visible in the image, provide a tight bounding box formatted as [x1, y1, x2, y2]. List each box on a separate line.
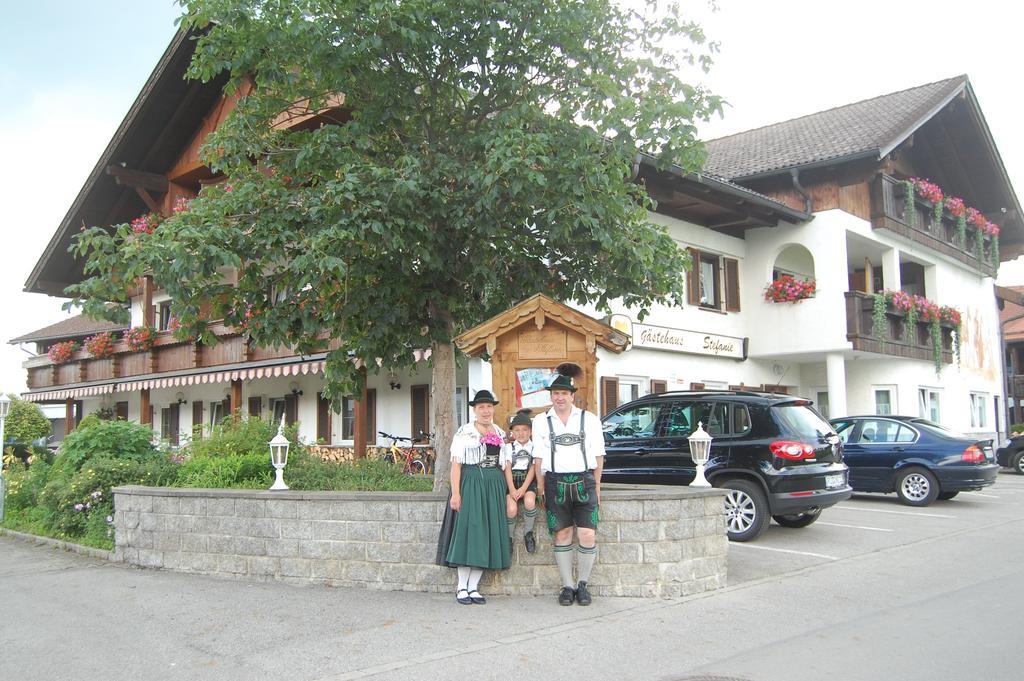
[284, 393, 298, 425]
[651, 379, 668, 395]
[317, 392, 331, 443]
[221, 397, 231, 422]
[690, 382, 706, 391]
[248, 396, 262, 419]
[411, 385, 430, 441]
[686, 248, 701, 305]
[724, 257, 740, 312]
[600, 376, 620, 416]
[192, 401, 204, 439]
[115, 401, 129, 420]
[365, 389, 377, 444]
[167, 403, 180, 446]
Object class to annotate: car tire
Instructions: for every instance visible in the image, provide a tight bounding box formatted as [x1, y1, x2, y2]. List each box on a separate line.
[937, 491, 959, 501]
[719, 479, 769, 542]
[895, 467, 939, 506]
[1013, 451, 1024, 475]
[772, 507, 822, 528]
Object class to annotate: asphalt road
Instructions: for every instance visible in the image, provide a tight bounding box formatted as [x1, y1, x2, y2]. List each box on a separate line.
[2, 471, 1022, 681]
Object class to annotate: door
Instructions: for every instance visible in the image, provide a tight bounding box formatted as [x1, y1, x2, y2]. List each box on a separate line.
[601, 400, 673, 482]
[840, 418, 916, 491]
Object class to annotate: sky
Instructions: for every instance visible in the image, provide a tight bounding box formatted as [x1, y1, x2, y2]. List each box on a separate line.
[2, 0, 1024, 397]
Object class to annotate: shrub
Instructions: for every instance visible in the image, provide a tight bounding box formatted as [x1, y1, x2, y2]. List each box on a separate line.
[2, 459, 53, 512]
[183, 415, 298, 460]
[174, 452, 272, 488]
[284, 453, 432, 492]
[5, 397, 52, 445]
[56, 418, 162, 473]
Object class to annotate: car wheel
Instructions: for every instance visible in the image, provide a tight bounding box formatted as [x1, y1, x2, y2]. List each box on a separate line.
[895, 468, 939, 506]
[772, 507, 822, 528]
[1013, 452, 1024, 475]
[719, 479, 769, 542]
[937, 491, 959, 501]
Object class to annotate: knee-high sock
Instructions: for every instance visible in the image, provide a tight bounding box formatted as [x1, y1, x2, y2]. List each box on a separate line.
[554, 543, 575, 588]
[577, 544, 597, 583]
[524, 507, 538, 533]
[468, 567, 484, 591]
[507, 516, 517, 539]
[457, 566, 471, 591]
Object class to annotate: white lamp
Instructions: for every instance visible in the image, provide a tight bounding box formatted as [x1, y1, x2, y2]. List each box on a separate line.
[0, 395, 11, 521]
[268, 422, 290, 490]
[688, 420, 713, 488]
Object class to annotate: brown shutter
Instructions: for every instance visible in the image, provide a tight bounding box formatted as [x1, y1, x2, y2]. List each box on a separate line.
[167, 403, 180, 446]
[192, 400, 204, 438]
[284, 393, 298, 425]
[600, 376, 619, 416]
[686, 248, 701, 305]
[690, 382, 706, 391]
[724, 257, 740, 312]
[650, 379, 668, 395]
[115, 401, 129, 420]
[248, 396, 262, 419]
[317, 392, 332, 443]
[221, 397, 231, 423]
[411, 385, 430, 441]
[365, 389, 377, 443]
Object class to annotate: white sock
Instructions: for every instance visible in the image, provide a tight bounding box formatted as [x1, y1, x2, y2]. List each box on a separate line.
[457, 566, 470, 591]
[554, 543, 575, 588]
[577, 544, 597, 583]
[468, 567, 484, 591]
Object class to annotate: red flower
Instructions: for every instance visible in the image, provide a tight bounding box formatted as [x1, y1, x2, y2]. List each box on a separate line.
[912, 178, 944, 204]
[125, 326, 156, 352]
[47, 340, 79, 364]
[84, 331, 117, 358]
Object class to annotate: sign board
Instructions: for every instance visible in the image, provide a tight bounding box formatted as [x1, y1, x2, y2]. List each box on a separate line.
[608, 315, 747, 360]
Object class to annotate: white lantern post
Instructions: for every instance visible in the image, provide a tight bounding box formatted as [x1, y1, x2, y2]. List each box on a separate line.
[688, 420, 712, 488]
[268, 422, 290, 491]
[0, 395, 11, 520]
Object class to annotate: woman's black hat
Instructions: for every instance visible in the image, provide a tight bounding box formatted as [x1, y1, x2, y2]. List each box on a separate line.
[468, 389, 499, 406]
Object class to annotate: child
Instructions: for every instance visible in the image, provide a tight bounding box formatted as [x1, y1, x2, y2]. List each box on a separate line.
[502, 409, 539, 554]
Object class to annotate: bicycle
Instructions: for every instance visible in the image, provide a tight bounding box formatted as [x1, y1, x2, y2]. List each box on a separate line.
[379, 431, 428, 475]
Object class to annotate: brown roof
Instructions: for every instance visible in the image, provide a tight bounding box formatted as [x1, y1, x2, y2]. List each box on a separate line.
[704, 76, 968, 180]
[9, 314, 126, 344]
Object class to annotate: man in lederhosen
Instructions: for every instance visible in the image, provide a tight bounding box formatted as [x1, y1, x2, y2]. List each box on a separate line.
[532, 364, 604, 606]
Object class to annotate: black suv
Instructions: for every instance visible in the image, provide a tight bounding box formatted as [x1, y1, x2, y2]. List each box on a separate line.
[601, 391, 852, 541]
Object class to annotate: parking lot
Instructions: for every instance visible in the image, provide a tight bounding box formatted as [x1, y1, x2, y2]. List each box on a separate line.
[727, 469, 1024, 584]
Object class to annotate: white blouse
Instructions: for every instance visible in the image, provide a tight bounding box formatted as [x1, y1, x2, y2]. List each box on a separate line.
[450, 421, 507, 465]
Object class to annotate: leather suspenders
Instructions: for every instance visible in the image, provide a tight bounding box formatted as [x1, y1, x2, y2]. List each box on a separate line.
[547, 411, 587, 472]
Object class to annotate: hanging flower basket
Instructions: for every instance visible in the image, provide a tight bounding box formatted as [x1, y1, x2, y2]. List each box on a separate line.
[125, 326, 156, 352]
[84, 331, 118, 359]
[763, 275, 816, 303]
[47, 340, 79, 364]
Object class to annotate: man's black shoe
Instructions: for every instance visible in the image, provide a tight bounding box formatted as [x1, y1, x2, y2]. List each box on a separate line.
[575, 581, 592, 606]
[524, 531, 537, 554]
[558, 586, 576, 606]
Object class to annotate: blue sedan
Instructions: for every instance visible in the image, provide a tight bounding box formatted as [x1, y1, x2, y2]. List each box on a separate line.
[829, 416, 999, 506]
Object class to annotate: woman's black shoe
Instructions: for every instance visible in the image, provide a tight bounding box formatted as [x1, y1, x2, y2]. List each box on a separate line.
[558, 587, 576, 606]
[456, 589, 472, 605]
[575, 581, 592, 606]
[468, 590, 486, 604]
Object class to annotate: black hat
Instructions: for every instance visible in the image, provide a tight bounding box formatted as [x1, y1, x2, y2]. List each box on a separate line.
[546, 362, 581, 393]
[509, 409, 533, 428]
[468, 389, 499, 406]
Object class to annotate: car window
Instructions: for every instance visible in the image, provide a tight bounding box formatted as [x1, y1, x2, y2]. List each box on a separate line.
[894, 425, 917, 443]
[706, 403, 729, 437]
[854, 419, 905, 444]
[663, 402, 694, 437]
[732, 404, 751, 435]
[773, 403, 833, 441]
[604, 403, 664, 441]
[910, 419, 965, 439]
[832, 420, 853, 444]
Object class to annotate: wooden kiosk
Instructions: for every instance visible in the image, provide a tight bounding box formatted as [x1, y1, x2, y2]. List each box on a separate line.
[454, 294, 628, 426]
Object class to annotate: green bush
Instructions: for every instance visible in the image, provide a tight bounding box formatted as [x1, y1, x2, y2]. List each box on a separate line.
[174, 452, 272, 488]
[56, 418, 162, 473]
[5, 397, 52, 445]
[285, 453, 432, 492]
[185, 416, 301, 459]
[3, 459, 53, 512]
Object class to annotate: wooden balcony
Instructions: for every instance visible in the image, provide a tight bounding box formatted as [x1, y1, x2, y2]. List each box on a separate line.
[845, 291, 956, 364]
[870, 174, 998, 277]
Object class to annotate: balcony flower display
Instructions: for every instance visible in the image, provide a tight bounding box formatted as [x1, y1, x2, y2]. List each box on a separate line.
[84, 331, 117, 359]
[124, 326, 156, 352]
[47, 340, 79, 364]
[911, 178, 944, 204]
[944, 196, 966, 218]
[871, 290, 961, 374]
[763, 274, 816, 303]
[901, 179, 999, 270]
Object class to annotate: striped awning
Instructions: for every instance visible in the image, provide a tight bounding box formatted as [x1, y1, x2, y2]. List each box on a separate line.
[23, 359, 327, 402]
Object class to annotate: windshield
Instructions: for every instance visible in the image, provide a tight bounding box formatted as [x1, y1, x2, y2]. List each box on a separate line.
[773, 403, 835, 441]
[910, 419, 967, 439]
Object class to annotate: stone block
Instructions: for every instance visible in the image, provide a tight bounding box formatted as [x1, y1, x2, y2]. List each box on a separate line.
[207, 498, 236, 516]
[415, 564, 449, 585]
[234, 499, 266, 518]
[415, 521, 443, 543]
[154, 533, 182, 552]
[280, 558, 312, 578]
[617, 520, 661, 542]
[137, 549, 163, 568]
[348, 521, 382, 542]
[662, 519, 696, 541]
[178, 497, 208, 516]
[597, 542, 641, 564]
[207, 535, 232, 554]
[134, 531, 155, 550]
[266, 539, 301, 558]
[150, 496, 179, 515]
[382, 522, 417, 543]
[381, 563, 421, 584]
[119, 547, 139, 564]
[265, 499, 299, 519]
[121, 511, 140, 529]
[248, 518, 281, 539]
[311, 560, 346, 581]
[195, 516, 222, 534]
[693, 515, 724, 537]
[363, 501, 400, 521]
[328, 501, 366, 520]
[642, 499, 683, 520]
[534, 565, 562, 589]
[398, 501, 438, 522]
[399, 543, 436, 565]
[329, 541, 366, 561]
[231, 536, 267, 557]
[704, 494, 725, 516]
[162, 551, 186, 570]
[661, 560, 696, 583]
[163, 515, 200, 534]
[346, 561, 382, 582]
[139, 513, 161, 532]
[595, 521, 619, 541]
[601, 500, 643, 521]
[366, 542, 402, 562]
[642, 541, 682, 564]
[279, 519, 313, 540]
[617, 563, 659, 585]
[312, 521, 348, 541]
[217, 554, 247, 574]
[247, 556, 280, 577]
[296, 540, 330, 559]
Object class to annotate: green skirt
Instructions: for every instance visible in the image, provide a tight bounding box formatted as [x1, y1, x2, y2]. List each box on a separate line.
[445, 465, 512, 569]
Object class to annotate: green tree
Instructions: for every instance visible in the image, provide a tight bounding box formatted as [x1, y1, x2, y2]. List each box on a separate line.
[5, 397, 52, 446]
[67, 0, 721, 490]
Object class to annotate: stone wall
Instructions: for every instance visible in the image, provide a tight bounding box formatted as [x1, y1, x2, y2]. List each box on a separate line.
[112, 485, 727, 598]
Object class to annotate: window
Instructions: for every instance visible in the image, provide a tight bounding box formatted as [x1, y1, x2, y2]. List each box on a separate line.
[269, 282, 290, 305]
[874, 387, 895, 415]
[918, 388, 941, 422]
[618, 377, 644, 406]
[686, 248, 740, 312]
[411, 384, 430, 442]
[853, 419, 916, 444]
[455, 387, 468, 427]
[209, 401, 224, 426]
[157, 301, 172, 331]
[161, 405, 180, 446]
[815, 390, 829, 419]
[269, 397, 286, 424]
[970, 393, 988, 428]
[340, 397, 356, 440]
[604, 402, 665, 441]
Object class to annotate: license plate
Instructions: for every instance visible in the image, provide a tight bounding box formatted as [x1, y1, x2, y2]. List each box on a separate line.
[826, 473, 845, 489]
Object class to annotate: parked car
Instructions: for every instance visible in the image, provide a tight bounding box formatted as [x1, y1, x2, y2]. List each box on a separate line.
[601, 391, 852, 541]
[828, 416, 999, 506]
[996, 436, 1024, 474]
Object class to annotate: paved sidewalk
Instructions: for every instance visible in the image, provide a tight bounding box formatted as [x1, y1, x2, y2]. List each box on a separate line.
[3, 511, 1023, 681]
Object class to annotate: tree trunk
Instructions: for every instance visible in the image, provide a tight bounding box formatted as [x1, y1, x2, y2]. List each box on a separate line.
[431, 339, 456, 492]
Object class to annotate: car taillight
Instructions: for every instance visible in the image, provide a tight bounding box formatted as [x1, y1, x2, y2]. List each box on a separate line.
[962, 445, 985, 463]
[770, 440, 816, 459]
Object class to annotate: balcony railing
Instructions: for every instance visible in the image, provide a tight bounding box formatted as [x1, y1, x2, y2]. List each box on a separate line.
[845, 291, 955, 364]
[870, 174, 998, 277]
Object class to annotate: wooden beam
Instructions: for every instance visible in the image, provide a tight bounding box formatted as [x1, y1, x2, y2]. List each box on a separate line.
[142, 276, 155, 328]
[65, 399, 75, 436]
[140, 389, 151, 427]
[134, 186, 162, 214]
[231, 379, 243, 417]
[105, 165, 169, 193]
[353, 369, 368, 459]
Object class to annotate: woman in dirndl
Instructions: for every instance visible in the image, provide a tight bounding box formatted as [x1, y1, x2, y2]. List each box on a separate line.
[444, 389, 512, 604]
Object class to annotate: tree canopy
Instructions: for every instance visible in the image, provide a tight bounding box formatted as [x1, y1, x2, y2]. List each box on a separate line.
[68, 0, 721, 486]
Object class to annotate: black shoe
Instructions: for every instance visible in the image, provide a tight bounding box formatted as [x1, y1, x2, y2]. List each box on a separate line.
[524, 531, 536, 554]
[558, 586, 576, 606]
[456, 589, 472, 605]
[575, 581, 592, 606]
[468, 590, 486, 605]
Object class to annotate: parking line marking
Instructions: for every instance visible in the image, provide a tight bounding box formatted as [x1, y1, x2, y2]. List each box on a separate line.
[835, 505, 955, 519]
[971, 493, 1000, 499]
[817, 521, 894, 532]
[730, 544, 838, 560]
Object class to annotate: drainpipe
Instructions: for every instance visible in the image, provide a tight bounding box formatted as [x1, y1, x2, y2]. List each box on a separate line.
[790, 168, 813, 214]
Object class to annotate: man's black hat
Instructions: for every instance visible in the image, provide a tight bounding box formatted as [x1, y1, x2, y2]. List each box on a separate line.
[546, 362, 582, 393]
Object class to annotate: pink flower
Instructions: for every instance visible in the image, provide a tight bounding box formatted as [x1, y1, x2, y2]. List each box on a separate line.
[480, 431, 503, 447]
